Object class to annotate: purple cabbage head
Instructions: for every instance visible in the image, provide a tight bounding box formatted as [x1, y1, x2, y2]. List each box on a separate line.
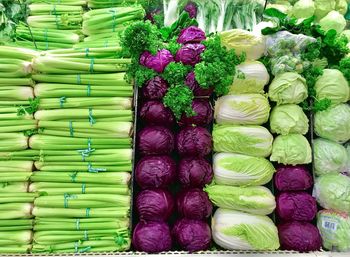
[133, 221, 172, 253]
[140, 49, 174, 73]
[144, 9, 162, 24]
[278, 221, 322, 252]
[178, 157, 213, 188]
[184, 2, 198, 18]
[138, 126, 174, 156]
[175, 43, 205, 66]
[177, 26, 206, 44]
[179, 99, 213, 127]
[136, 189, 174, 221]
[172, 218, 211, 252]
[142, 76, 168, 100]
[135, 155, 176, 189]
[274, 165, 313, 192]
[185, 72, 213, 96]
[140, 100, 175, 127]
[277, 192, 317, 222]
[176, 188, 212, 220]
[176, 127, 212, 157]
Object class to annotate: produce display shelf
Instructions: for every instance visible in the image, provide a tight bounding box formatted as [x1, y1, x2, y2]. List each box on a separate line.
[0, 251, 345, 257]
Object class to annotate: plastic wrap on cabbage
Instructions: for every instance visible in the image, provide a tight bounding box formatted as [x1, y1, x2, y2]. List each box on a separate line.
[220, 29, 266, 60]
[212, 208, 280, 250]
[317, 210, 350, 252]
[276, 192, 317, 221]
[270, 134, 312, 165]
[229, 61, 270, 94]
[270, 104, 309, 135]
[314, 104, 350, 144]
[213, 153, 276, 186]
[313, 174, 350, 213]
[313, 138, 348, 176]
[213, 125, 273, 157]
[274, 165, 313, 191]
[214, 94, 270, 125]
[291, 0, 315, 18]
[205, 184, 276, 215]
[314, 0, 336, 20]
[268, 72, 308, 104]
[319, 11, 346, 34]
[315, 69, 349, 106]
[278, 222, 322, 252]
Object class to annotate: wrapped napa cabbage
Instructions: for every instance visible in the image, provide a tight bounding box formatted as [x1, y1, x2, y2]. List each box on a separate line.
[214, 94, 270, 125]
[335, 0, 348, 14]
[319, 11, 346, 34]
[291, 0, 315, 19]
[313, 138, 348, 176]
[213, 153, 276, 186]
[212, 208, 280, 250]
[314, 104, 350, 143]
[229, 61, 270, 94]
[220, 29, 266, 60]
[315, 69, 349, 105]
[269, 104, 309, 135]
[313, 174, 350, 213]
[205, 184, 276, 215]
[270, 134, 312, 165]
[268, 72, 308, 105]
[317, 210, 350, 252]
[213, 125, 273, 157]
[314, 0, 336, 20]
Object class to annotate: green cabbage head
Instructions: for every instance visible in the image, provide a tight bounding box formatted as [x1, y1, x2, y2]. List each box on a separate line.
[314, 138, 348, 176]
[317, 210, 350, 252]
[314, 104, 350, 143]
[212, 208, 280, 250]
[270, 134, 312, 165]
[291, 0, 315, 19]
[268, 72, 308, 105]
[269, 104, 309, 135]
[314, 0, 336, 20]
[213, 152, 276, 186]
[319, 11, 347, 34]
[315, 69, 349, 105]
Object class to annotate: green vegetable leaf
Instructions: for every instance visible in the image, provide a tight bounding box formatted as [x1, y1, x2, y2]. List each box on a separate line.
[125, 59, 157, 87]
[163, 84, 195, 120]
[162, 62, 191, 86]
[17, 98, 39, 116]
[339, 57, 350, 83]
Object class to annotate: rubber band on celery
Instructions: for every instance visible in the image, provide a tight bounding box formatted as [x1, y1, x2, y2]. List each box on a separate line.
[89, 58, 94, 73]
[84, 230, 89, 240]
[88, 108, 96, 125]
[109, 9, 117, 32]
[69, 172, 78, 183]
[88, 162, 106, 173]
[80, 246, 91, 253]
[63, 193, 77, 208]
[69, 121, 74, 137]
[86, 208, 91, 217]
[44, 29, 49, 50]
[87, 84, 91, 97]
[77, 74, 81, 84]
[59, 96, 66, 108]
[74, 242, 79, 253]
[82, 183, 86, 194]
[85, 48, 89, 58]
[76, 219, 81, 230]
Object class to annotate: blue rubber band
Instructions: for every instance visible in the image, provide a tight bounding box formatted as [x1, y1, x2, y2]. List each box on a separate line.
[59, 96, 66, 108]
[69, 172, 78, 183]
[44, 29, 49, 50]
[85, 48, 89, 58]
[63, 193, 77, 208]
[77, 74, 81, 84]
[86, 208, 91, 217]
[76, 219, 80, 230]
[109, 9, 117, 32]
[69, 121, 74, 137]
[88, 108, 96, 125]
[51, 5, 57, 15]
[89, 58, 94, 73]
[82, 183, 86, 194]
[88, 162, 106, 173]
[74, 242, 79, 253]
[87, 84, 91, 97]
[80, 246, 91, 253]
[84, 230, 88, 240]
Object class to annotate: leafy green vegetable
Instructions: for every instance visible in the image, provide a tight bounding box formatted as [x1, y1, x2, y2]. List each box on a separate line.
[17, 98, 39, 116]
[162, 62, 191, 86]
[163, 84, 195, 120]
[195, 35, 244, 96]
[339, 57, 350, 82]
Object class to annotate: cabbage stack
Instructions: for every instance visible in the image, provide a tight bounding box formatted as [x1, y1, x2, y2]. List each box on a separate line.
[0, 46, 39, 253]
[12, 1, 85, 50]
[209, 51, 279, 250]
[30, 49, 133, 253]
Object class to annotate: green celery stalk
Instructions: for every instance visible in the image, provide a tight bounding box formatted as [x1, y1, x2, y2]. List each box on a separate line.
[32, 206, 129, 218]
[0, 245, 30, 253]
[39, 97, 132, 109]
[0, 226, 33, 231]
[29, 4, 83, 15]
[0, 173, 32, 183]
[34, 161, 132, 172]
[45, 46, 123, 58]
[34, 84, 132, 98]
[0, 182, 29, 193]
[0, 78, 34, 86]
[33, 57, 131, 74]
[34, 217, 129, 231]
[12, 40, 75, 51]
[0, 192, 39, 204]
[0, 150, 39, 161]
[30, 171, 130, 184]
[0, 46, 38, 60]
[29, 0, 86, 5]
[0, 86, 34, 101]
[34, 228, 129, 244]
[0, 113, 33, 121]
[0, 59, 32, 78]
[35, 109, 132, 121]
[29, 135, 131, 150]
[0, 231, 32, 245]
[0, 219, 33, 227]
[30, 182, 129, 195]
[88, 0, 137, 8]
[0, 100, 30, 106]
[0, 133, 28, 151]
[0, 161, 33, 172]
[0, 203, 33, 219]
[27, 15, 82, 30]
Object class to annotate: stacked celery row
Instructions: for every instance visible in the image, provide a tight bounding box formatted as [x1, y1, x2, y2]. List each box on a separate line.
[29, 49, 134, 253]
[79, 5, 145, 48]
[207, 59, 281, 250]
[0, 46, 39, 253]
[14, 1, 84, 50]
[87, 0, 138, 9]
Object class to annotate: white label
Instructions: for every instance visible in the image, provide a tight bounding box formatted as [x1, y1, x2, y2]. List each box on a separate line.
[322, 219, 338, 232]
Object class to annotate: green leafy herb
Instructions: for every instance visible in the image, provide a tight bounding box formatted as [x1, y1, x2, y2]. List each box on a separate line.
[120, 20, 162, 58]
[125, 59, 157, 87]
[321, 30, 349, 66]
[163, 84, 195, 120]
[17, 98, 39, 116]
[339, 57, 350, 83]
[165, 38, 181, 56]
[195, 35, 245, 96]
[162, 62, 191, 86]
[313, 98, 332, 112]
